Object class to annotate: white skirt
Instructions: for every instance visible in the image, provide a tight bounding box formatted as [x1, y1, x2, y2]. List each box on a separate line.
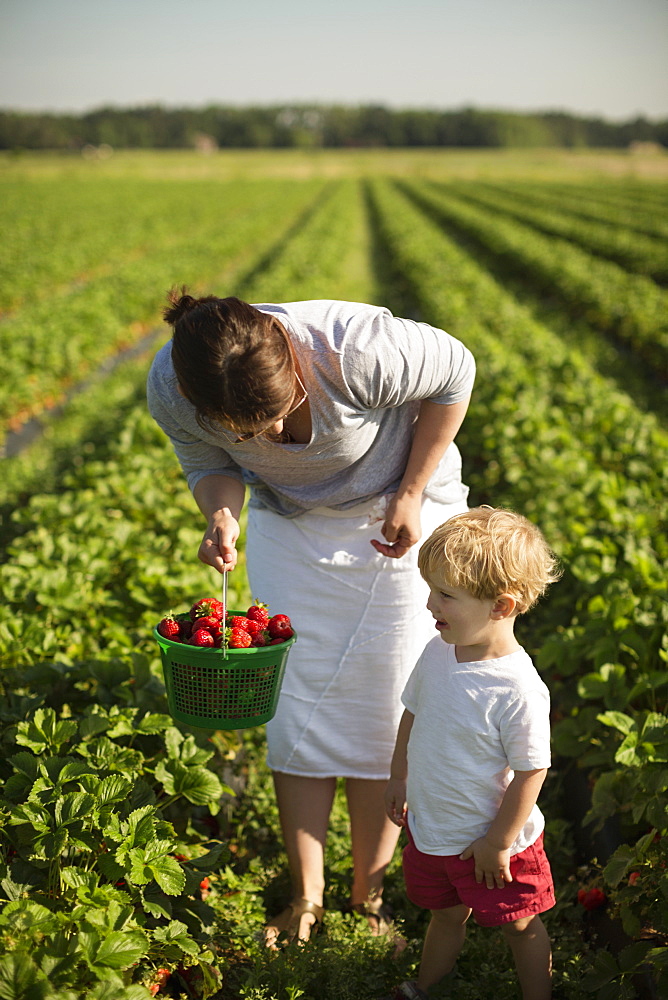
[246, 495, 469, 779]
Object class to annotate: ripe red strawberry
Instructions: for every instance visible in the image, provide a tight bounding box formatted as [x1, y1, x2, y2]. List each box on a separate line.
[191, 628, 215, 647]
[268, 615, 294, 640]
[251, 631, 269, 647]
[577, 887, 606, 910]
[246, 601, 270, 628]
[244, 618, 266, 637]
[269, 613, 291, 626]
[228, 615, 252, 631]
[227, 627, 252, 649]
[190, 598, 224, 622]
[158, 616, 181, 641]
[192, 613, 221, 630]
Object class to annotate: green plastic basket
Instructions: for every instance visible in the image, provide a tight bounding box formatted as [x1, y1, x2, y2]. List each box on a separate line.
[153, 611, 296, 730]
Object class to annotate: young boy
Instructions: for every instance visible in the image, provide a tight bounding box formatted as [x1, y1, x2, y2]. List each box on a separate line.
[381, 507, 561, 1000]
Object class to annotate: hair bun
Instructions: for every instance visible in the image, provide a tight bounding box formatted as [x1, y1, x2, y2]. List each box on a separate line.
[163, 287, 199, 325]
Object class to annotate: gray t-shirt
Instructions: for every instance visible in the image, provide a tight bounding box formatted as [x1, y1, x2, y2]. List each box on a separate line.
[146, 299, 476, 517]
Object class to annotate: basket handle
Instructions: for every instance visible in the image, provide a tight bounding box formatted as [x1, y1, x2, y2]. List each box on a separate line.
[222, 569, 228, 659]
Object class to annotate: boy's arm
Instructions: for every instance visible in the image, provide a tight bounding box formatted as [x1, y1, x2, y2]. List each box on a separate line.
[384, 709, 415, 827]
[460, 768, 548, 889]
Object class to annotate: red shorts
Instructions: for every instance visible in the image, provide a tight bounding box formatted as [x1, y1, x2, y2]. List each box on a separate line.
[402, 827, 555, 927]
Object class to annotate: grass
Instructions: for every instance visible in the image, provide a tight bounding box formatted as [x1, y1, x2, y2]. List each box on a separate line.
[204, 732, 595, 1000]
[2, 146, 668, 183]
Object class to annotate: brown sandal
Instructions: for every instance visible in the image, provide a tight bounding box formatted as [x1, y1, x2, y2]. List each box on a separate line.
[351, 897, 393, 935]
[351, 898, 407, 955]
[264, 897, 325, 948]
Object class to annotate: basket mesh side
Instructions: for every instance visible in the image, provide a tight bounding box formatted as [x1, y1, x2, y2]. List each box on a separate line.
[168, 658, 278, 719]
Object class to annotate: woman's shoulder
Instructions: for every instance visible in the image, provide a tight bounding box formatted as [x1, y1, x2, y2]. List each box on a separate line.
[147, 340, 179, 400]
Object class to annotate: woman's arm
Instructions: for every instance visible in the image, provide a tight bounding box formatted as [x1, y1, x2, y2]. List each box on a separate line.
[193, 474, 246, 573]
[459, 768, 548, 889]
[370, 398, 471, 559]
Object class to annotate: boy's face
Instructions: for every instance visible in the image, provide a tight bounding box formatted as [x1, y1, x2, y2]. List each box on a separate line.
[426, 582, 496, 648]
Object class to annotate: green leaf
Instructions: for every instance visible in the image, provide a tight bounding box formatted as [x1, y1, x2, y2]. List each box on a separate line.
[581, 948, 619, 990]
[15, 710, 78, 754]
[148, 856, 186, 896]
[155, 760, 223, 805]
[188, 843, 229, 871]
[55, 791, 96, 826]
[0, 901, 59, 936]
[7, 753, 39, 780]
[140, 883, 173, 919]
[615, 732, 643, 767]
[96, 775, 132, 806]
[152, 919, 199, 955]
[134, 713, 173, 734]
[0, 952, 46, 1000]
[597, 711, 636, 735]
[603, 845, 635, 886]
[60, 867, 99, 891]
[81, 928, 149, 970]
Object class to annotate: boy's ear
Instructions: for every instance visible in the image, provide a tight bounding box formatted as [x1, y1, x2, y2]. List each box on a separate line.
[491, 594, 517, 619]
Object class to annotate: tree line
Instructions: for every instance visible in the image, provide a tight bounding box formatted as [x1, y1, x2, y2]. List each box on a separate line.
[1, 103, 666, 151]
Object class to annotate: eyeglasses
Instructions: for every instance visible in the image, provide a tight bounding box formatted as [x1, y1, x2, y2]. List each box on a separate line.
[222, 372, 308, 444]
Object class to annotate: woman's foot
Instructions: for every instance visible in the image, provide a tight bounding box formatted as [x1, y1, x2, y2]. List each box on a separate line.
[263, 897, 325, 949]
[351, 897, 407, 955]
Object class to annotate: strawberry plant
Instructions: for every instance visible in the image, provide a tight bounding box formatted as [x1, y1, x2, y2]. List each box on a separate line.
[0, 700, 231, 998]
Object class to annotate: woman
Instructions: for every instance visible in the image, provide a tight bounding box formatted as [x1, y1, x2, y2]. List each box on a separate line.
[147, 292, 475, 946]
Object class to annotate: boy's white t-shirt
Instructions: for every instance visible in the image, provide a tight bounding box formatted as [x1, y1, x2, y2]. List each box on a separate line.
[401, 638, 551, 857]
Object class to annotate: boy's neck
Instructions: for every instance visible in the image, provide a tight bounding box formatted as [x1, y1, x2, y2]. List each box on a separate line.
[454, 623, 521, 663]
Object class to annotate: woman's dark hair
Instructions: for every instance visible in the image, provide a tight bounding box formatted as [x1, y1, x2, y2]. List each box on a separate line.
[164, 289, 295, 432]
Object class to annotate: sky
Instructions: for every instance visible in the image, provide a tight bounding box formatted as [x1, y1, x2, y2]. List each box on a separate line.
[1, 0, 667, 121]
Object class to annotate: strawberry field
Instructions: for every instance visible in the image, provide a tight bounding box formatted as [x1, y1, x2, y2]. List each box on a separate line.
[1, 149, 667, 1000]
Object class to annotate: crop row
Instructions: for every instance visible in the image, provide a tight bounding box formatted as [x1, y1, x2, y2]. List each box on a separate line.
[366, 177, 667, 993]
[0, 178, 329, 445]
[485, 179, 668, 241]
[399, 179, 668, 376]
[446, 180, 668, 283]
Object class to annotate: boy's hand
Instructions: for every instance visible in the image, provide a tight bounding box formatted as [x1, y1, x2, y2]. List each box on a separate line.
[384, 778, 407, 827]
[460, 836, 512, 889]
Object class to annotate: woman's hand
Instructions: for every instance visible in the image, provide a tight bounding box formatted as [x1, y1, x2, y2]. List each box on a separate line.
[370, 493, 422, 559]
[198, 507, 240, 573]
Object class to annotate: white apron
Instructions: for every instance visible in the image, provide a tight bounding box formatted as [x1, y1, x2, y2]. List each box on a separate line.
[246, 495, 468, 779]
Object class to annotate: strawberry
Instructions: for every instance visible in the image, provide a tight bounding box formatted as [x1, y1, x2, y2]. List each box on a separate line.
[244, 618, 266, 637]
[189, 597, 224, 622]
[228, 615, 252, 631]
[178, 618, 193, 640]
[158, 616, 181, 641]
[268, 615, 294, 640]
[227, 627, 252, 649]
[251, 631, 269, 646]
[246, 601, 270, 629]
[192, 613, 221, 630]
[577, 887, 606, 910]
[191, 628, 215, 647]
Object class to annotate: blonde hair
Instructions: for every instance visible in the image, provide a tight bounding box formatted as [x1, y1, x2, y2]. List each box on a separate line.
[418, 506, 561, 614]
